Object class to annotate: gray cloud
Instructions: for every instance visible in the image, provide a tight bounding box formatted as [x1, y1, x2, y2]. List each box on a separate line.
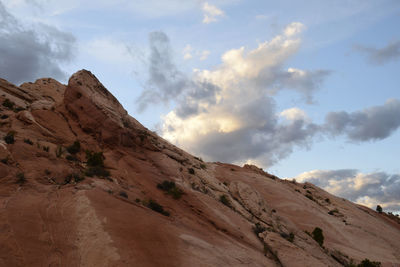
[325, 99, 400, 141]
[355, 41, 400, 65]
[0, 2, 75, 84]
[293, 169, 400, 212]
[192, 99, 320, 166]
[136, 31, 221, 114]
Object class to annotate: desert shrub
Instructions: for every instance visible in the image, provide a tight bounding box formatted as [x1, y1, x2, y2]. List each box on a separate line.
[305, 194, 314, 201]
[220, 194, 231, 207]
[1, 156, 9, 164]
[146, 199, 170, 216]
[55, 145, 64, 157]
[312, 227, 324, 247]
[85, 150, 109, 178]
[328, 208, 339, 215]
[135, 198, 141, 203]
[376, 205, 383, 213]
[4, 131, 15, 144]
[119, 191, 128, 198]
[253, 223, 266, 235]
[200, 163, 207, 169]
[42, 146, 49, 152]
[2, 99, 15, 109]
[157, 180, 184, 199]
[86, 151, 104, 167]
[325, 198, 331, 203]
[66, 155, 78, 161]
[280, 232, 295, 242]
[288, 232, 295, 242]
[188, 168, 195, 175]
[67, 140, 80, 154]
[16, 172, 26, 184]
[24, 139, 33, 145]
[357, 259, 381, 267]
[85, 166, 110, 177]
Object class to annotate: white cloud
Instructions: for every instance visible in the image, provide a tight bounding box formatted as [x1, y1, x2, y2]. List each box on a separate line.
[280, 107, 309, 122]
[183, 44, 193, 60]
[200, 50, 210, 60]
[202, 2, 224, 24]
[292, 169, 400, 212]
[151, 23, 324, 166]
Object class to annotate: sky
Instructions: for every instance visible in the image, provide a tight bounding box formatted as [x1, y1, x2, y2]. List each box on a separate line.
[1, 0, 400, 213]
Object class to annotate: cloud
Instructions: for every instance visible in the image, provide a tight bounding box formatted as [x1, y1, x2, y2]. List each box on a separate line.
[355, 40, 400, 65]
[0, 2, 75, 84]
[183, 44, 193, 60]
[325, 99, 400, 141]
[293, 169, 400, 212]
[136, 31, 189, 112]
[202, 2, 224, 24]
[135, 24, 327, 167]
[200, 50, 210, 61]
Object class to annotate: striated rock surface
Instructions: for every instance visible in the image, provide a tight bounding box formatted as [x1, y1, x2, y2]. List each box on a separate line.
[0, 70, 399, 267]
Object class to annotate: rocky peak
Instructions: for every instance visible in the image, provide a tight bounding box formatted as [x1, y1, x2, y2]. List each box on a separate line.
[0, 71, 399, 267]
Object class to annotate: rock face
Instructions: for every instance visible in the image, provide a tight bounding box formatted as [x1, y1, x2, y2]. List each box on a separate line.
[0, 70, 399, 267]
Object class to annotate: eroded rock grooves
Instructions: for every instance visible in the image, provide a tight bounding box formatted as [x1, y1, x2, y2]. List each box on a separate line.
[0, 70, 399, 266]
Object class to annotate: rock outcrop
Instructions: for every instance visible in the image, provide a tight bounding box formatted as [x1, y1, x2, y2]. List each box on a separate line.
[0, 70, 399, 267]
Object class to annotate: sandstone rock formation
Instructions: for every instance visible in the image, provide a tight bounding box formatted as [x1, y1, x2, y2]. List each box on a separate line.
[0, 70, 399, 266]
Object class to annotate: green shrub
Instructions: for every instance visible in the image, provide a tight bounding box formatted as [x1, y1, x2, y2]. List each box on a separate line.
[85, 166, 110, 177]
[376, 205, 383, 213]
[146, 199, 170, 216]
[4, 131, 15, 144]
[2, 99, 15, 109]
[253, 223, 266, 235]
[84, 150, 109, 178]
[86, 150, 104, 167]
[288, 232, 295, 242]
[24, 139, 33, 145]
[66, 155, 78, 161]
[1, 156, 9, 164]
[188, 168, 195, 175]
[200, 163, 206, 169]
[280, 232, 295, 242]
[357, 259, 381, 267]
[220, 194, 231, 207]
[67, 140, 80, 154]
[157, 180, 184, 199]
[312, 227, 324, 247]
[119, 191, 128, 198]
[55, 145, 64, 158]
[16, 172, 26, 184]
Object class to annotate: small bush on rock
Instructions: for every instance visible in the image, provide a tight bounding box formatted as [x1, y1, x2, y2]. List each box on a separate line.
[220, 194, 231, 208]
[146, 199, 170, 216]
[67, 140, 80, 154]
[312, 227, 324, 247]
[157, 180, 184, 199]
[4, 131, 15, 144]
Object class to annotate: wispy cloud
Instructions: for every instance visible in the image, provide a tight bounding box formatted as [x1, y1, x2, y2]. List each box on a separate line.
[355, 40, 400, 65]
[292, 169, 400, 212]
[202, 2, 224, 24]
